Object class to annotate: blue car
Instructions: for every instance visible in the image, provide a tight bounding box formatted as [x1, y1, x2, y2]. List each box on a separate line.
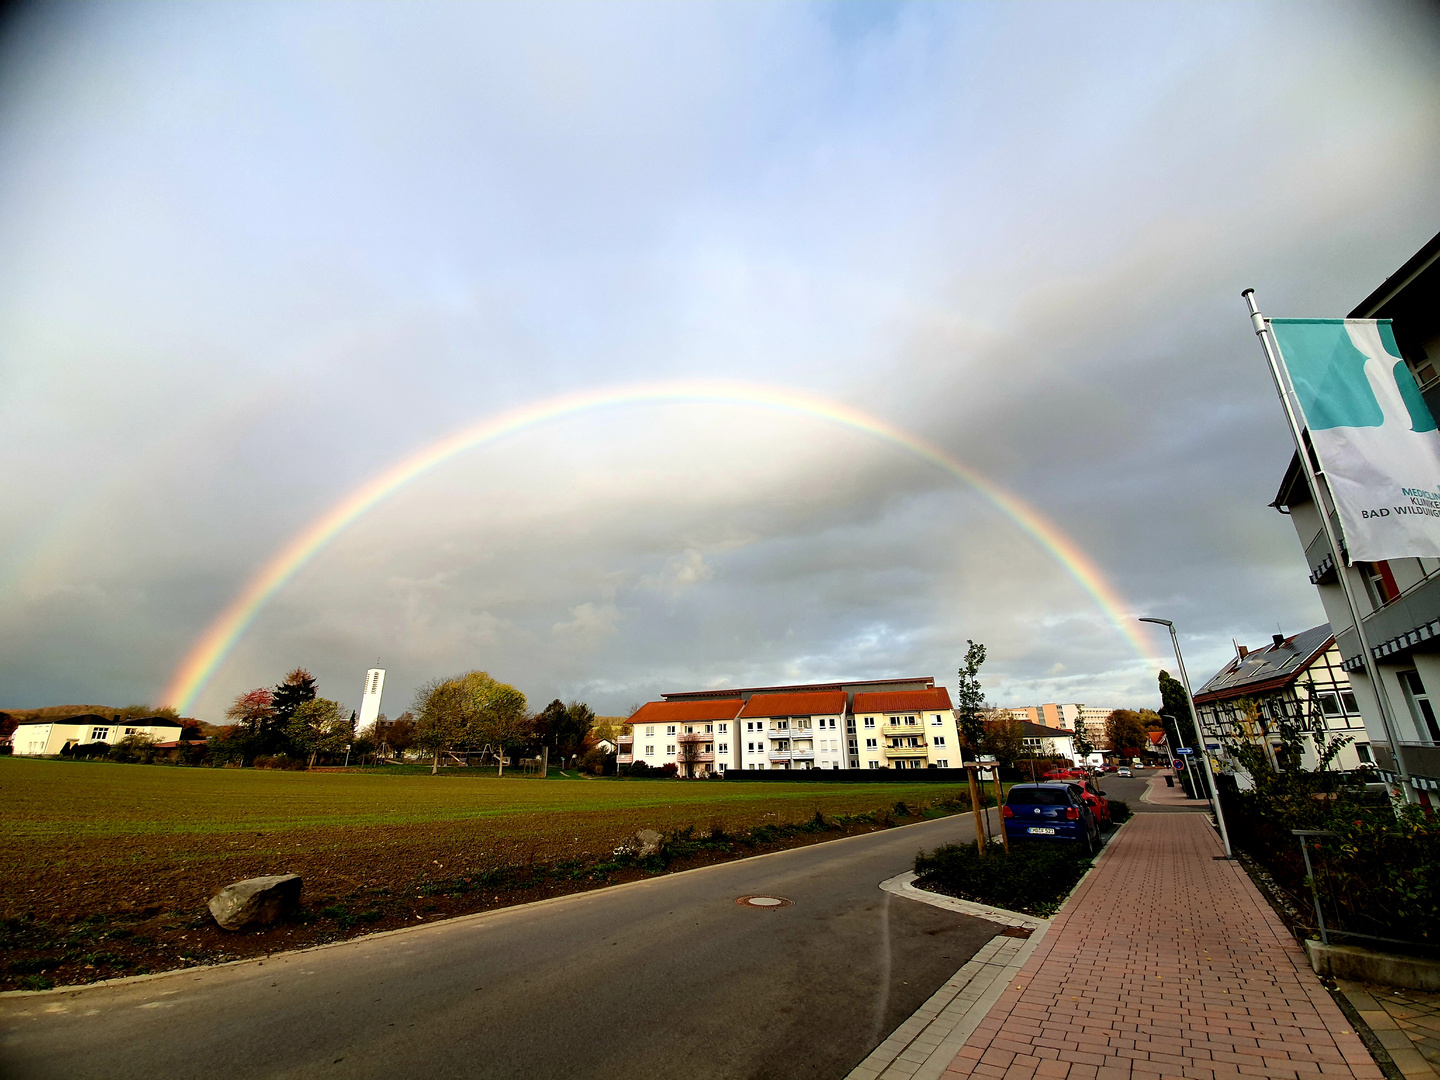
[1002, 782, 1100, 853]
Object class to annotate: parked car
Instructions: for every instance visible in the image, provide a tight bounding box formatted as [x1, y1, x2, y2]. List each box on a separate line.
[1002, 783, 1100, 853]
[1066, 779, 1111, 825]
[1117, 767, 1132, 778]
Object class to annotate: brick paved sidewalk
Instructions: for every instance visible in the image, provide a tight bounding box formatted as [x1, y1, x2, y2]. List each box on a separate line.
[941, 814, 1383, 1080]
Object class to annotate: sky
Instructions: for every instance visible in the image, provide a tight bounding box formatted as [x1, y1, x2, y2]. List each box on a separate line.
[2, 0, 1438, 723]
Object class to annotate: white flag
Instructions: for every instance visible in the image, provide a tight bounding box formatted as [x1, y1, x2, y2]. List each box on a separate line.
[1271, 318, 1440, 562]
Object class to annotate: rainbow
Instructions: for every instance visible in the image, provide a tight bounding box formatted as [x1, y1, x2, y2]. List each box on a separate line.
[163, 380, 1151, 712]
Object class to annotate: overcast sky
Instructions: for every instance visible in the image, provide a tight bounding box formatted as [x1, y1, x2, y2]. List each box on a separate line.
[2, 0, 1438, 722]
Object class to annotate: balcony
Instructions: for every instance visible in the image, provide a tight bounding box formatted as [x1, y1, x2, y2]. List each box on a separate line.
[882, 724, 925, 736]
[768, 749, 792, 761]
[617, 734, 633, 745]
[617, 753, 633, 764]
[1373, 742, 1440, 788]
[883, 744, 927, 758]
[791, 750, 815, 761]
[677, 732, 710, 743]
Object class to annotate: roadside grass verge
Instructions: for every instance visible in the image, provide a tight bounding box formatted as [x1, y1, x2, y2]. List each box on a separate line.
[913, 838, 1094, 918]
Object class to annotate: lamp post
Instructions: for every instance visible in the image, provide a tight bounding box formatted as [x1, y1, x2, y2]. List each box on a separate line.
[1140, 617, 1234, 858]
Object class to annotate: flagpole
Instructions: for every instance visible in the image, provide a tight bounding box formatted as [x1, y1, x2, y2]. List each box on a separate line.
[1242, 289, 1416, 802]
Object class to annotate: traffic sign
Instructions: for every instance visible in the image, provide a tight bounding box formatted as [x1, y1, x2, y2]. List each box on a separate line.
[1176, 747, 1193, 754]
[1173, 758, 1186, 771]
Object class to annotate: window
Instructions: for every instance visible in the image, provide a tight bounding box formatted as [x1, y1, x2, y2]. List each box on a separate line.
[645, 726, 654, 736]
[124, 727, 139, 735]
[644, 745, 654, 756]
[868, 760, 879, 769]
[666, 744, 676, 755]
[776, 720, 789, 731]
[666, 725, 676, 735]
[1400, 670, 1440, 741]
[933, 736, 946, 747]
[865, 738, 877, 749]
[1341, 692, 1359, 714]
[718, 723, 727, 733]
[718, 743, 728, 753]
[1316, 693, 1341, 717]
[1360, 561, 1400, 608]
[906, 715, 917, 726]
[848, 739, 858, 752]
[863, 717, 876, 729]
[704, 743, 713, 753]
[91, 727, 110, 742]
[1356, 743, 1372, 763]
[705, 724, 713, 733]
[932, 715, 943, 726]
[684, 725, 694, 734]
[936, 759, 949, 768]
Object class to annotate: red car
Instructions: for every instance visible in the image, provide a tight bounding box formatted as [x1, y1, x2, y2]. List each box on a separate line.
[1042, 767, 1086, 781]
[1066, 779, 1111, 825]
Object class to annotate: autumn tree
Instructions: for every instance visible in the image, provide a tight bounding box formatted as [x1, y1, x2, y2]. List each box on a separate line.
[412, 672, 529, 775]
[413, 676, 469, 774]
[287, 698, 353, 768]
[956, 640, 988, 760]
[1104, 709, 1150, 760]
[384, 712, 416, 759]
[980, 710, 1025, 768]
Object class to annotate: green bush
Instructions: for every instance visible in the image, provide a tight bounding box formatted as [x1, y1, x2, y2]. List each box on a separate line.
[1108, 800, 1131, 824]
[915, 839, 1092, 917]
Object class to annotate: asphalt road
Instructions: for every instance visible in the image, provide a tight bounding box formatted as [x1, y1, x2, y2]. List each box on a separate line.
[0, 810, 1004, 1080]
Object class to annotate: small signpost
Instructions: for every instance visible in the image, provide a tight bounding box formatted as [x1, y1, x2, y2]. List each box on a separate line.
[1173, 758, 1186, 772]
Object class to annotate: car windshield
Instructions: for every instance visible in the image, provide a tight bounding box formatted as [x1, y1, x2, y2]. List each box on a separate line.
[1007, 787, 1071, 806]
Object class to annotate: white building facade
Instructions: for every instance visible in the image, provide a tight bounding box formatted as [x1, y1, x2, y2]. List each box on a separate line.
[13, 715, 185, 757]
[357, 668, 386, 733]
[851, 688, 960, 770]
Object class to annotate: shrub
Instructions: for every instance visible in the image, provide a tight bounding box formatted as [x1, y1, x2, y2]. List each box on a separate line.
[1108, 800, 1131, 824]
[915, 839, 1092, 917]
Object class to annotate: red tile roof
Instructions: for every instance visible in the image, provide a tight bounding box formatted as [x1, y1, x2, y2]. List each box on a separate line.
[853, 688, 954, 713]
[738, 691, 846, 718]
[628, 699, 745, 725]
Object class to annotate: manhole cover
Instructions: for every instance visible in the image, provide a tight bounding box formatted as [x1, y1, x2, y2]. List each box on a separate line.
[736, 895, 793, 909]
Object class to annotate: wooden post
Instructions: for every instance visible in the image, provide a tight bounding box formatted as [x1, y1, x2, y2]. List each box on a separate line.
[993, 765, 1010, 854]
[967, 767, 986, 855]
[541, 745, 549, 779]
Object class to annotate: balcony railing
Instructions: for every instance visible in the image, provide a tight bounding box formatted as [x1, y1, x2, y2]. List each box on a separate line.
[1373, 742, 1440, 786]
[617, 734, 634, 745]
[677, 732, 710, 742]
[883, 744, 927, 757]
[768, 749, 792, 760]
[791, 750, 815, 760]
[617, 753, 633, 764]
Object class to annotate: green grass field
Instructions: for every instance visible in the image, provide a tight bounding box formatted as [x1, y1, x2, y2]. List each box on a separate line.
[0, 757, 998, 988]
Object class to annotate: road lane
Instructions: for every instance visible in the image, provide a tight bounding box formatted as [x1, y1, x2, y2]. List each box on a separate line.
[0, 811, 1001, 1080]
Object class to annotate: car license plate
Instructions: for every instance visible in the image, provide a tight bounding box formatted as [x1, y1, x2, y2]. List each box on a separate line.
[1027, 827, 1056, 835]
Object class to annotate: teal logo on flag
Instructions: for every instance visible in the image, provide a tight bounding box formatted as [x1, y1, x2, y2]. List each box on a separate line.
[1270, 319, 1434, 433]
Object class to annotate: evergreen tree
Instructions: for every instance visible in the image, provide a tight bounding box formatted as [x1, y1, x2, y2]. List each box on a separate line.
[956, 640, 988, 760]
[1158, 669, 1205, 798]
[267, 667, 317, 755]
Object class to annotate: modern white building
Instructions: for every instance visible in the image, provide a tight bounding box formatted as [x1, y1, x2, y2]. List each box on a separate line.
[357, 668, 386, 734]
[12, 714, 185, 757]
[624, 698, 741, 777]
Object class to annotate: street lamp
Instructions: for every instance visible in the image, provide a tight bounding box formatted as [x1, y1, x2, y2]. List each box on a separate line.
[1139, 617, 1234, 858]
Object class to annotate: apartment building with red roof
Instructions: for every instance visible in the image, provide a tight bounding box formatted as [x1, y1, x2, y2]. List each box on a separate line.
[851, 687, 960, 770]
[618, 676, 953, 773]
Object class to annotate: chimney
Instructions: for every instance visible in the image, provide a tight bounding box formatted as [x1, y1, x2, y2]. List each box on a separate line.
[1272, 633, 1285, 648]
[1238, 645, 1249, 659]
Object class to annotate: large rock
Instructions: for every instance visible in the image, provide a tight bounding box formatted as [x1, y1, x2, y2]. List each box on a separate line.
[208, 874, 302, 930]
[634, 829, 665, 858]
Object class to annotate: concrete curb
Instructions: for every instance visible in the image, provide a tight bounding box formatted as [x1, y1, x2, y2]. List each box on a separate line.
[848, 823, 1130, 1080]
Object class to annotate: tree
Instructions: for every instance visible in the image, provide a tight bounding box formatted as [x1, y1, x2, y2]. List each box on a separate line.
[1158, 670, 1203, 798]
[385, 712, 416, 759]
[1104, 710, 1150, 760]
[591, 715, 623, 746]
[266, 668, 317, 756]
[677, 738, 703, 778]
[286, 698, 353, 768]
[1073, 725, 1095, 761]
[413, 677, 469, 774]
[956, 640, 988, 759]
[980, 711, 1025, 768]
[460, 672, 530, 775]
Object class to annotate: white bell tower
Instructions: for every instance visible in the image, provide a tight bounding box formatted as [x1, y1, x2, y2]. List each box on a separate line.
[357, 668, 386, 734]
